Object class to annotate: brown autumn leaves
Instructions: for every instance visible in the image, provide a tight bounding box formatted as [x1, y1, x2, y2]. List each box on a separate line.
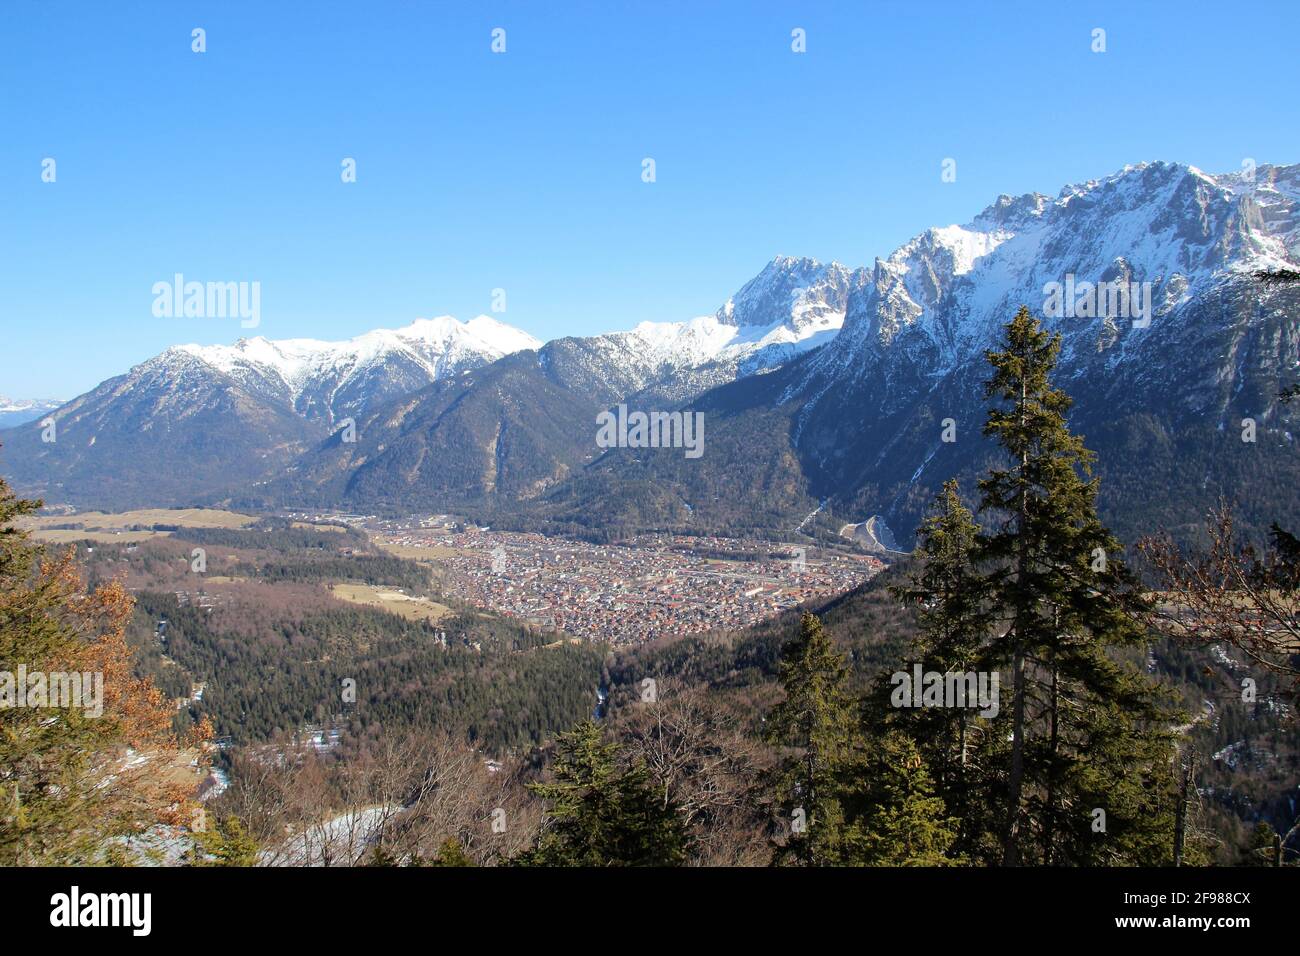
[0, 479, 213, 865]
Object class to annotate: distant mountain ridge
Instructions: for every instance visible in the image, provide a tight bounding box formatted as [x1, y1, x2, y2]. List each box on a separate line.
[4, 160, 1297, 549]
[171, 314, 542, 424]
[0, 259, 858, 509]
[0, 396, 62, 429]
[546, 161, 1300, 546]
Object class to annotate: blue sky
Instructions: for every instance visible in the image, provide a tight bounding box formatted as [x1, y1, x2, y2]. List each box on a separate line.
[2, 0, 1297, 398]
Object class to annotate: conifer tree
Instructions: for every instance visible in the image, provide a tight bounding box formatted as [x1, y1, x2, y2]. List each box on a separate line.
[516, 719, 686, 866]
[192, 814, 260, 866]
[976, 307, 1180, 865]
[766, 612, 866, 865]
[890, 480, 997, 856]
[849, 730, 960, 866]
[427, 837, 475, 867]
[0, 472, 203, 864]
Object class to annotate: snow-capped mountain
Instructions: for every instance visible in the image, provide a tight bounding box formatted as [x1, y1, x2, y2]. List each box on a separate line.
[0, 396, 63, 429]
[718, 255, 859, 332]
[781, 161, 1299, 443]
[543, 161, 1300, 546]
[171, 314, 541, 423]
[6, 159, 1296, 536]
[531, 257, 862, 407]
[656, 256, 858, 375]
[800, 161, 1299, 390]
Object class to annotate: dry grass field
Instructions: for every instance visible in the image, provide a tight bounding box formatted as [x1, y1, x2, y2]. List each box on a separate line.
[31, 529, 161, 543]
[20, 507, 258, 542]
[328, 582, 452, 623]
[373, 538, 461, 561]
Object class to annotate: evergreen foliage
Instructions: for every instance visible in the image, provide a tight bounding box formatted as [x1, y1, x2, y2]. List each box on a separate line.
[516, 720, 687, 866]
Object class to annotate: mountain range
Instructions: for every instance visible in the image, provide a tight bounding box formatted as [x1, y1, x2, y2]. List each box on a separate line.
[0, 258, 852, 510]
[0, 396, 63, 430]
[546, 161, 1300, 546]
[4, 160, 1297, 548]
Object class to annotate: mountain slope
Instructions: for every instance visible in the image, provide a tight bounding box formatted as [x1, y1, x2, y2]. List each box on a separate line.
[3, 256, 861, 512]
[0, 315, 541, 508]
[174, 314, 541, 424]
[527, 162, 1300, 546]
[242, 351, 604, 512]
[0, 350, 320, 509]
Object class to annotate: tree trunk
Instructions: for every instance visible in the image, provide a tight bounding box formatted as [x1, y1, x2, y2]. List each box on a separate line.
[1173, 751, 1193, 866]
[1003, 651, 1026, 865]
[1041, 663, 1059, 865]
[1003, 373, 1031, 867]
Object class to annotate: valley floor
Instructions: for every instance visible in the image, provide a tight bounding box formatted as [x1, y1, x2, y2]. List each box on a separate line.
[357, 517, 884, 643]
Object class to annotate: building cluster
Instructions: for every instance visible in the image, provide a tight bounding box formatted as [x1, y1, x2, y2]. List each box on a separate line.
[171, 588, 221, 612]
[374, 523, 883, 644]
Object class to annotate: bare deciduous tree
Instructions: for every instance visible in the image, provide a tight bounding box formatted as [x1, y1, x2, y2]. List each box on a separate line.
[1139, 506, 1300, 696]
[615, 682, 771, 865]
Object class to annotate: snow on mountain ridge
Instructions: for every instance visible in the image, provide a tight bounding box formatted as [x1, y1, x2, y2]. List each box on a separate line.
[0, 396, 63, 428]
[802, 159, 1300, 388]
[0, 396, 62, 413]
[613, 300, 849, 371]
[530, 255, 862, 406]
[715, 256, 856, 331]
[171, 314, 542, 421]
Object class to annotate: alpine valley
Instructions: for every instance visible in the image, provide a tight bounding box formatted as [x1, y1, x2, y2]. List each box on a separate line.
[4, 160, 1298, 549]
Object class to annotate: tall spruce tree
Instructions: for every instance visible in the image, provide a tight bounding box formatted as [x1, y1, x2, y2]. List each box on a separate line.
[766, 612, 867, 865]
[976, 307, 1181, 865]
[891, 480, 999, 860]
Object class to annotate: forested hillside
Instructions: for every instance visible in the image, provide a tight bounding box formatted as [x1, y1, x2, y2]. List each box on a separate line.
[4, 315, 1296, 868]
[72, 521, 607, 752]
